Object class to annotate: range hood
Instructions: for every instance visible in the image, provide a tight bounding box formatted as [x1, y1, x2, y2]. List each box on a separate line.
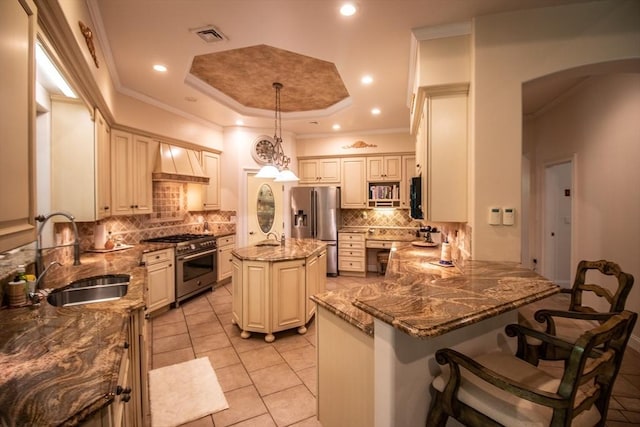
[153, 143, 210, 184]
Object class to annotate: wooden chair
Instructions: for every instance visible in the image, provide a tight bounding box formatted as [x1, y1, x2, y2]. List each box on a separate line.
[427, 310, 637, 427]
[520, 260, 634, 365]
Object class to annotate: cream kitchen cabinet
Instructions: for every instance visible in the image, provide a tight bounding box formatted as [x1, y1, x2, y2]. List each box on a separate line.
[85, 307, 146, 427]
[338, 232, 366, 277]
[216, 234, 235, 283]
[201, 151, 220, 210]
[367, 155, 402, 181]
[0, 0, 36, 253]
[111, 130, 156, 215]
[340, 157, 367, 209]
[143, 248, 175, 314]
[51, 101, 112, 222]
[415, 85, 468, 222]
[299, 158, 341, 184]
[231, 248, 327, 342]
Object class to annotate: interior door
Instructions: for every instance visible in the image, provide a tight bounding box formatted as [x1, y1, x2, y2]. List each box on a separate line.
[247, 173, 283, 245]
[543, 161, 572, 287]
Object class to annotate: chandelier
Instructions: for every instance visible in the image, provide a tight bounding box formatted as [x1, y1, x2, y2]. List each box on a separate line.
[256, 82, 299, 182]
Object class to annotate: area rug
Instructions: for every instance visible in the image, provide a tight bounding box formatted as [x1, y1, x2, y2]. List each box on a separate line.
[149, 357, 229, 427]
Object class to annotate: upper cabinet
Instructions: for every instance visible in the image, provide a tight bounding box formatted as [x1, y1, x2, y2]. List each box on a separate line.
[341, 157, 367, 209]
[188, 151, 221, 211]
[366, 156, 401, 181]
[111, 130, 156, 215]
[0, 0, 37, 252]
[415, 85, 468, 222]
[51, 101, 111, 222]
[401, 155, 416, 209]
[299, 158, 341, 184]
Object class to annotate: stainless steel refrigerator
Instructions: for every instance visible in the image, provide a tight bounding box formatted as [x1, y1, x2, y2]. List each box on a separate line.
[291, 186, 340, 276]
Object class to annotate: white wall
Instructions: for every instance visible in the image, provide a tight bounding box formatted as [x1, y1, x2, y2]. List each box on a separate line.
[529, 73, 640, 343]
[472, 0, 640, 261]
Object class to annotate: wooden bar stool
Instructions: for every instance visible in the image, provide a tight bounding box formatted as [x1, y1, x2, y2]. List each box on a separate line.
[377, 250, 390, 275]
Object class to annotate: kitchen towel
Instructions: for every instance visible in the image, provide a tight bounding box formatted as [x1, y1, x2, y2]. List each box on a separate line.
[149, 357, 228, 427]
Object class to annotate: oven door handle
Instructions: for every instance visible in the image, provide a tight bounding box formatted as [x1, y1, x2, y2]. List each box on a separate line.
[178, 248, 217, 261]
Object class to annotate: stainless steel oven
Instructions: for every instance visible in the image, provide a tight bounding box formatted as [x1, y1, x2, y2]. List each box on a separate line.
[176, 247, 217, 305]
[142, 234, 217, 306]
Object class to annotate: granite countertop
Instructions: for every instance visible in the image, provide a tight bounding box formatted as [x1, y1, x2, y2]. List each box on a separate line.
[312, 243, 559, 338]
[0, 244, 152, 426]
[339, 227, 418, 242]
[232, 238, 327, 261]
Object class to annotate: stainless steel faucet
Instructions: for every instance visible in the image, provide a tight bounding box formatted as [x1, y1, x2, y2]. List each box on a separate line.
[35, 211, 81, 277]
[35, 261, 62, 290]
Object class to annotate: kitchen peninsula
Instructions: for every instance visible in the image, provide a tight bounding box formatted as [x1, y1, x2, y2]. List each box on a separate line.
[312, 243, 559, 427]
[231, 238, 327, 342]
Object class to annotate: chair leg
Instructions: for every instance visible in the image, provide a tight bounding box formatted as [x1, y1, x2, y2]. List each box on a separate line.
[426, 390, 449, 427]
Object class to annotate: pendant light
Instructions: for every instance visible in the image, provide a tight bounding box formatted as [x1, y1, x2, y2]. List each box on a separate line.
[256, 82, 299, 182]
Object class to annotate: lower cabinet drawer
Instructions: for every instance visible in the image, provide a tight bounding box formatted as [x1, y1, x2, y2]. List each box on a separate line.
[366, 240, 396, 249]
[339, 248, 365, 258]
[339, 257, 365, 271]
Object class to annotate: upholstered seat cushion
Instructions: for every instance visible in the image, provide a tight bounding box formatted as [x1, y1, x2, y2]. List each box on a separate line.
[432, 351, 601, 427]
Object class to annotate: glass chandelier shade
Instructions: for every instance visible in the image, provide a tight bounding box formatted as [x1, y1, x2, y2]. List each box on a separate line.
[256, 82, 299, 182]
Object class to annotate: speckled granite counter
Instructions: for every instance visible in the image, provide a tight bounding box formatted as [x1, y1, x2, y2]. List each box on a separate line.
[312, 242, 559, 338]
[0, 244, 158, 426]
[232, 238, 327, 261]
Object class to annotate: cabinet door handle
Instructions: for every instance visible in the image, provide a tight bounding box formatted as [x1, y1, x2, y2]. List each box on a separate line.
[168, 264, 172, 267]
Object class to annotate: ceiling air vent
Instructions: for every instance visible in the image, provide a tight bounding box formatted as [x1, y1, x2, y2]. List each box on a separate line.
[191, 25, 227, 43]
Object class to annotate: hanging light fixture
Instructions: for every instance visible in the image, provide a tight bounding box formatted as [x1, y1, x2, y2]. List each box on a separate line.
[256, 82, 299, 182]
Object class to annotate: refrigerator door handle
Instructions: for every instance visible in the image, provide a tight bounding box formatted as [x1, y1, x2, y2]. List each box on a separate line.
[311, 189, 317, 238]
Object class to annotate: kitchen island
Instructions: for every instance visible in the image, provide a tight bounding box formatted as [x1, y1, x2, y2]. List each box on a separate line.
[231, 238, 327, 342]
[0, 244, 167, 426]
[312, 243, 559, 427]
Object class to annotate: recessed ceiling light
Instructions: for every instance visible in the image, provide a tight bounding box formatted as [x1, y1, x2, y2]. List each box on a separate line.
[371, 108, 381, 115]
[153, 64, 167, 72]
[235, 119, 244, 126]
[361, 75, 373, 85]
[340, 3, 357, 16]
[332, 124, 341, 130]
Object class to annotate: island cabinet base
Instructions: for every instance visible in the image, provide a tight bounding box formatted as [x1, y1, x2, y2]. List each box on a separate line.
[231, 248, 326, 342]
[373, 311, 517, 427]
[317, 306, 374, 427]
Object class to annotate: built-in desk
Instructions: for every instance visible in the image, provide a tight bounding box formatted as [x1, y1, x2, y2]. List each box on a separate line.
[312, 242, 559, 427]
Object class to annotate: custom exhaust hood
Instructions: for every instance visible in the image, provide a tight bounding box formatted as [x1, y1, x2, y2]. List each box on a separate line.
[153, 143, 210, 184]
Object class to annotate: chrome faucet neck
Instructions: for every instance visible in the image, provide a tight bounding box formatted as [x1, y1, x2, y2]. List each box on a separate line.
[35, 211, 81, 276]
[35, 261, 62, 290]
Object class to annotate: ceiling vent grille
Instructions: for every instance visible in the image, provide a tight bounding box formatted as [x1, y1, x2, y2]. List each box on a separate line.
[191, 25, 227, 43]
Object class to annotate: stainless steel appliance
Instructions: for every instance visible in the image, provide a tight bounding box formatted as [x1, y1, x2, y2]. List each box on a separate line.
[142, 234, 217, 306]
[291, 186, 340, 276]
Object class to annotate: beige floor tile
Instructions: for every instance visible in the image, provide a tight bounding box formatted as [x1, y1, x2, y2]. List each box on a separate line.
[188, 319, 225, 338]
[272, 332, 312, 353]
[229, 413, 277, 427]
[179, 415, 214, 427]
[212, 301, 233, 314]
[289, 416, 322, 427]
[296, 366, 317, 396]
[185, 311, 218, 327]
[239, 346, 285, 372]
[231, 334, 275, 354]
[152, 347, 194, 369]
[197, 346, 241, 370]
[263, 384, 316, 427]
[153, 333, 191, 354]
[181, 296, 213, 316]
[613, 374, 640, 397]
[616, 397, 640, 412]
[152, 307, 185, 326]
[622, 409, 640, 423]
[279, 343, 316, 372]
[212, 385, 268, 427]
[191, 331, 232, 354]
[216, 363, 253, 392]
[250, 362, 302, 396]
[153, 320, 188, 339]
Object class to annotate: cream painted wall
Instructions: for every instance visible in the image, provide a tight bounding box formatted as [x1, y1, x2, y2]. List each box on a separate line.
[472, 0, 640, 261]
[297, 132, 414, 157]
[529, 73, 640, 345]
[418, 35, 470, 88]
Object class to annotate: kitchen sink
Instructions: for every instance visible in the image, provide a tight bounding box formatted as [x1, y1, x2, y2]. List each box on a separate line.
[47, 274, 130, 307]
[255, 240, 281, 247]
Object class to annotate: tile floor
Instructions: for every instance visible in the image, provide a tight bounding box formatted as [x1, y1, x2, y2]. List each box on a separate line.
[150, 273, 640, 426]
